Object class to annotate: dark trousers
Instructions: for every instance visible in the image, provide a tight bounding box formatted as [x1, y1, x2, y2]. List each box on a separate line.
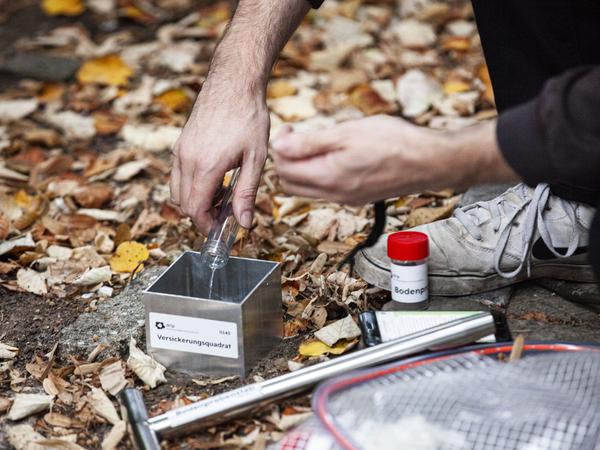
[471, 0, 600, 206]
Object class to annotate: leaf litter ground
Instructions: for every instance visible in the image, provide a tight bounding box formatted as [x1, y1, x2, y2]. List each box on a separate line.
[0, 0, 494, 448]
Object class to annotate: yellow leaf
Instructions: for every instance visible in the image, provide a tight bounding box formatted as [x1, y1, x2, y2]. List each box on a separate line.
[41, 0, 84, 16]
[443, 80, 470, 95]
[267, 80, 298, 99]
[154, 89, 191, 112]
[299, 339, 357, 357]
[109, 241, 149, 273]
[478, 64, 495, 104]
[77, 55, 134, 87]
[14, 190, 33, 208]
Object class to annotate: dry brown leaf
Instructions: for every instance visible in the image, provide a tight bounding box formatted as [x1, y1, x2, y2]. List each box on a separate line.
[99, 361, 128, 396]
[16, 268, 48, 296]
[396, 69, 442, 118]
[113, 159, 149, 182]
[130, 209, 165, 238]
[0, 342, 19, 359]
[405, 197, 460, 228]
[7, 393, 53, 421]
[88, 387, 120, 424]
[0, 99, 38, 123]
[267, 80, 298, 99]
[0, 234, 35, 257]
[314, 315, 362, 347]
[127, 338, 166, 389]
[0, 397, 12, 413]
[73, 266, 112, 286]
[73, 184, 114, 208]
[6, 424, 44, 450]
[349, 84, 397, 115]
[101, 421, 126, 450]
[154, 88, 192, 112]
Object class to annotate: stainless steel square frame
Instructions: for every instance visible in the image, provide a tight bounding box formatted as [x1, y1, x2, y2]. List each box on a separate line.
[143, 251, 282, 378]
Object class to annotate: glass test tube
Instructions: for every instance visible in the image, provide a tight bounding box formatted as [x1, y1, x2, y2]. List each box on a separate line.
[200, 168, 240, 270]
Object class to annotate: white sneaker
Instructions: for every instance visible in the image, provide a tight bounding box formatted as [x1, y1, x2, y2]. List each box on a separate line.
[355, 183, 596, 296]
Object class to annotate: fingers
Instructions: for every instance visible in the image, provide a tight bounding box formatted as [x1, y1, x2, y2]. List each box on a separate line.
[233, 149, 266, 229]
[187, 167, 222, 235]
[271, 126, 343, 160]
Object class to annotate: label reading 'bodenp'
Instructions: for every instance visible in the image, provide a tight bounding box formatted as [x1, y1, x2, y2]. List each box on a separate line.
[149, 312, 238, 359]
[390, 263, 428, 303]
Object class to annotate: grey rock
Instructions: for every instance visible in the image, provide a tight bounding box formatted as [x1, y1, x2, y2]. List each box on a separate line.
[0, 52, 80, 81]
[59, 266, 166, 357]
[459, 183, 514, 207]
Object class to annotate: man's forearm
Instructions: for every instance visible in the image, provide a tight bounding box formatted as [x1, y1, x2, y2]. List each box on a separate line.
[204, 0, 310, 96]
[432, 121, 519, 191]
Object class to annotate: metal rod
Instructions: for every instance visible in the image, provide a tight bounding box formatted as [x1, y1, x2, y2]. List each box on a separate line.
[142, 312, 495, 439]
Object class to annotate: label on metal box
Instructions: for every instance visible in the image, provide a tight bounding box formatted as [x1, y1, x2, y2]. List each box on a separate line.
[149, 312, 238, 359]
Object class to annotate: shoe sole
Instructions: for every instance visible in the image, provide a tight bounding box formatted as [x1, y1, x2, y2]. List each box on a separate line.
[355, 251, 597, 297]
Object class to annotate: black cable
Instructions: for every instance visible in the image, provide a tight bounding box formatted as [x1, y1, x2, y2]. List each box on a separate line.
[338, 201, 387, 274]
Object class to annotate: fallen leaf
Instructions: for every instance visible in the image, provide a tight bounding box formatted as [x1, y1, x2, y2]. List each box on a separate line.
[16, 268, 48, 296]
[42, 0, 84, 16]
[113, 159, 149, 182]
[6, 424, 44, 450]
[267, 80, 298, 99]
[109, 241, 149, 273]
[47, 245, 73, 261]
[73, 266, 112, 286]
[0, 343, 19, 359]
[298, 338, 357, 357]
[0, 99, 39, 123]
[191, 375, 237, 387]
[405, 197, 460, 228]
[130, 209, 165, 238]
[0, 397, 12, 413]
[127, 338, 166, 389]
[101, 421, 126, 450]
[35, 439, 87, 450]
[270, 91, 318, 122]
[120, 124, 181, 152]
[392, 19, 436, 48]
[77, 209, 124, 222]
[8, 393, 53, 421]
[314, 315, 361, 347]
[349, 84, 397, 115]
[396, 69, 443, 117]
[45, 110, 96, 140]
[73, 184, 114, 208]
[99, 361, 128, 396]
[88, 387, 120, 424]
[154, 88, 191, 112]
[77, 55, 134, 86]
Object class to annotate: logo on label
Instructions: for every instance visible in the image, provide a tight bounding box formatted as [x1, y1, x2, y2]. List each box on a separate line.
[155, 321, 165, 330]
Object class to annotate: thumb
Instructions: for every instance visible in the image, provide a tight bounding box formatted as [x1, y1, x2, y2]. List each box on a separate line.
[233, 150, 265, 229]
[272, 126, 341, 160]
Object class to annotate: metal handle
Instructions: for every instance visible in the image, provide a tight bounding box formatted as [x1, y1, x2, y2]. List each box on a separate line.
[148, 312, 495, 438]
[121, 388, 161, 450]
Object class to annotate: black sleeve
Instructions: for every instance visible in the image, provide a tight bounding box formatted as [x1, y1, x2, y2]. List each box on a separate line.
[497, 66, 600, 193]
[307, 0, 324, 8]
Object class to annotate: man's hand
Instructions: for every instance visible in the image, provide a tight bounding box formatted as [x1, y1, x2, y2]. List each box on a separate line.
[170, 86, 269, 234]
[169, 0, 309, 234]
[272, 115, 518, 205]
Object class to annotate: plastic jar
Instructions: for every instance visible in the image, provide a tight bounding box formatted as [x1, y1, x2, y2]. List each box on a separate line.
[385, 231, 429, 310]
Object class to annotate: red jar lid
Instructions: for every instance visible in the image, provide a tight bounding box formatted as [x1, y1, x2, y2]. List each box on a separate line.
[387, 231, 429, 261]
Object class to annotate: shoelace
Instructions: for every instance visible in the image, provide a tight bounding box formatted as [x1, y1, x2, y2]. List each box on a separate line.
[454, 183, 582, 279]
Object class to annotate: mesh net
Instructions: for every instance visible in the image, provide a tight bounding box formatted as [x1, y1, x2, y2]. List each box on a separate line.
[319, 351, 600, 450]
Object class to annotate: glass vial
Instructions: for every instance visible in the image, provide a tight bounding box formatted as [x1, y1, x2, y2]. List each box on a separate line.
[200, 169, 240, 270]
[384, 231, 429, 310]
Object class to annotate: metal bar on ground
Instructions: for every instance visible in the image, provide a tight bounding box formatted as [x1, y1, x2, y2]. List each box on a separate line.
[122, 312, 495, 447]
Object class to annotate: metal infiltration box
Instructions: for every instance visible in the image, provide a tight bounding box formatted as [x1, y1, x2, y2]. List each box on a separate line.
[143, 251, 282, 378]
